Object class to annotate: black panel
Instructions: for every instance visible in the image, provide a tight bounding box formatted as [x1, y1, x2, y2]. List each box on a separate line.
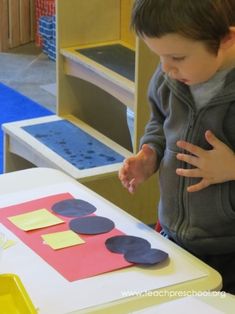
[77, 44, 135, 81]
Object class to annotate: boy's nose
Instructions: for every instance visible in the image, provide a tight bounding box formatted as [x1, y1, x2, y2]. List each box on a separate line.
[162, 63, 178, 78]
[161, 61, 171, 74]
[161, 60, 177, 76]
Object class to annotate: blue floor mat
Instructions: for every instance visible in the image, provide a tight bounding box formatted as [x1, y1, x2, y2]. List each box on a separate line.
[0, 83, 53, 173]
[22, 119, 125, 169]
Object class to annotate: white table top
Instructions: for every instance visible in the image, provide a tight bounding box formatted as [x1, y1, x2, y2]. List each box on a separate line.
[0, 168, 222, 314]
[132, 294, 235, 314]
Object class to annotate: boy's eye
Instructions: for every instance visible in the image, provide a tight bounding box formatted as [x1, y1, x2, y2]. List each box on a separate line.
[172, 56, 185, 62]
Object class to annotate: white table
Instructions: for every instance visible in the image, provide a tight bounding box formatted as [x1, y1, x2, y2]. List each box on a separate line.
[0, 168, 222, 314]
[131, 293, 235, 314]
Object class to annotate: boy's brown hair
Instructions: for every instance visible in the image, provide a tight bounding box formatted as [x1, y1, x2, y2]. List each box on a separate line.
[131, 0, 235, 54]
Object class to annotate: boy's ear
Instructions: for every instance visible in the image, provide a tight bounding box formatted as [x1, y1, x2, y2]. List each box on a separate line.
[220, 27, 235, 50]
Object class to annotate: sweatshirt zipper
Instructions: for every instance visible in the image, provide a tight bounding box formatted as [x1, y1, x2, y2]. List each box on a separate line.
[175, 108, 197, 245]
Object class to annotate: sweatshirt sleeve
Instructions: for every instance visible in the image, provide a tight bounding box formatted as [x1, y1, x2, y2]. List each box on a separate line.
[139, 66, 166, 170]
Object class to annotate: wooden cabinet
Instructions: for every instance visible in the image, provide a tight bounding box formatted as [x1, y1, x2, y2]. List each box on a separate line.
[0, 0, 35, 51]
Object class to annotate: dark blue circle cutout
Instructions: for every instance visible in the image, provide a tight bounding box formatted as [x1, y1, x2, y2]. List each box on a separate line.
[51, 199, 96, 217]
[69, 216, 115, 235]
[105, 235, 151, 254]
[124, 248, 168, 265]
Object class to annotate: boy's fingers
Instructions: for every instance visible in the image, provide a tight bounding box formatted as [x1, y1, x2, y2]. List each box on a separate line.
[176, 153, 199, 167]
[187, 179, 210, 192]
[128, 178, 137, 194]
[176, 168, 200, 178]
[177, 140, 204, 157]
[205, 130, 223, 148]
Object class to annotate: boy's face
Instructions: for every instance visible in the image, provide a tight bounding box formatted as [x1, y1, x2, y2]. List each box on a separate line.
[144, 33, 224, 86]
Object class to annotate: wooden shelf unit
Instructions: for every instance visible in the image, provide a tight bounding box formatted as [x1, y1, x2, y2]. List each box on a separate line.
[60, 41, 135, 110]
[3, 0, 160, 224]
[56, 0, 160, 223]
[56, 0, 159, 223]
[57, 0, 159, 153]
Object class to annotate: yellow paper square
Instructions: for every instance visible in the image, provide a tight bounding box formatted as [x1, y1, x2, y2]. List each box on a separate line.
[8, 209, 64, 231]
[3, 240, 16, 249]
[0, 234, 15, 249]
[41, 230, 85, 250]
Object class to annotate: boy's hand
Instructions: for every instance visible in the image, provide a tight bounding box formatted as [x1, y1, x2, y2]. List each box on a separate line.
[176, 130, 235, 192]
[119, 144, 157, 194]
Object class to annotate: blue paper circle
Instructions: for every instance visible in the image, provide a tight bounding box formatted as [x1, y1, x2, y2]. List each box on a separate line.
[124, 248, 168, 265]
[69, 216, 115, 235]
[52, 199, 96, 217]
[105, 235, 151, 254]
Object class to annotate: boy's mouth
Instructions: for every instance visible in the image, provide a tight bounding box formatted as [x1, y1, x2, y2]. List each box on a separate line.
[179, 78, 189, 84]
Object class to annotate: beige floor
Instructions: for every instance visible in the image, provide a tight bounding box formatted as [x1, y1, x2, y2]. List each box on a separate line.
[0, 42, 56, 113]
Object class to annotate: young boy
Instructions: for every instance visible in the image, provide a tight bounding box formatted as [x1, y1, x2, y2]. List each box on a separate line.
[119, 0, 235, 293]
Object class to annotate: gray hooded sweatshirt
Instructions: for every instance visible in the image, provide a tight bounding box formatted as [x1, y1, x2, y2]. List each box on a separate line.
[140, 65, 235, 255]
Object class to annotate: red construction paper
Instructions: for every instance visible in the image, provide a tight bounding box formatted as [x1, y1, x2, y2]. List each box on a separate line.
[0, 193, 132, 281]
